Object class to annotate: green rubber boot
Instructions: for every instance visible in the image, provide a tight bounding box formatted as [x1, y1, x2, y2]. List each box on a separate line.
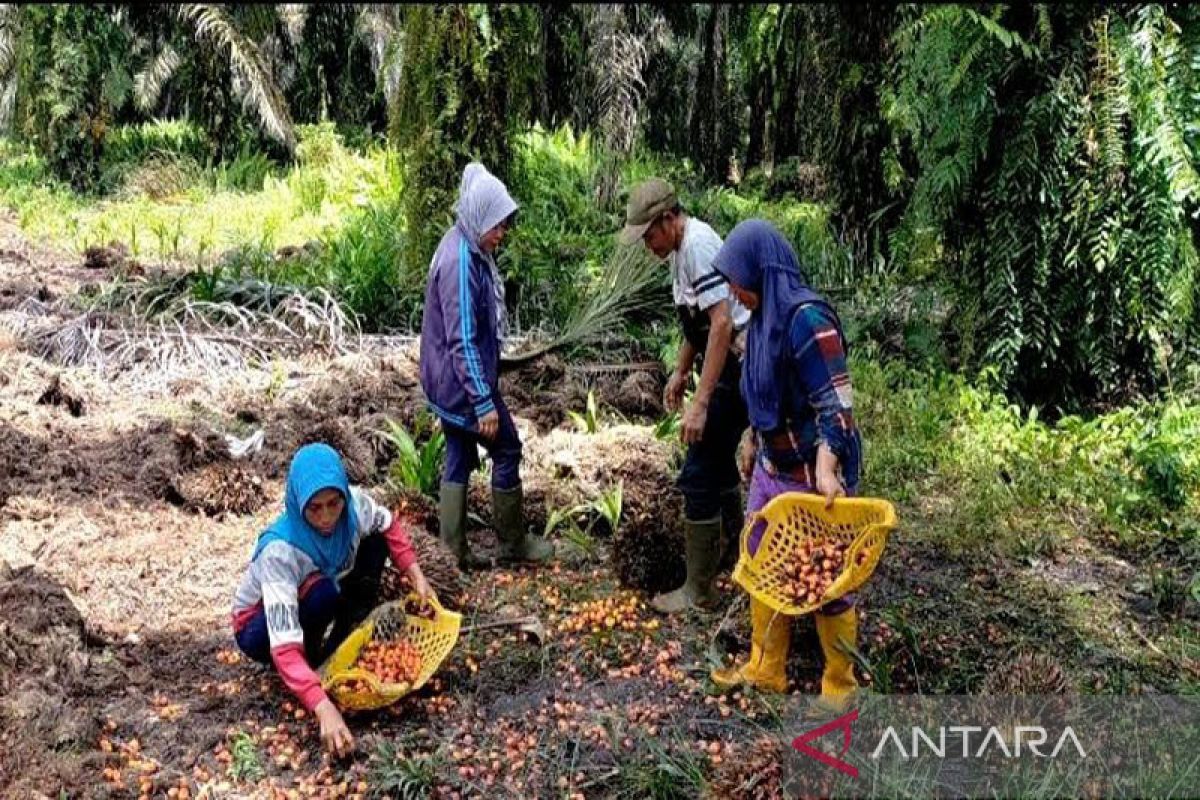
[651, 516, 722, 613]
[492, 485, 554, 563]
[439, 482, 489, 571]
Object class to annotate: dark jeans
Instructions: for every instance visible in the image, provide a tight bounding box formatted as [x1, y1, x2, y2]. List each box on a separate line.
[235, 534, 390, 666]
[441, 394, 522, 490]
[676, 366, 749, 520]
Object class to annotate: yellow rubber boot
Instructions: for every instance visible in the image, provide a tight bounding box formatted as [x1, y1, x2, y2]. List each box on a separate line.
[813, 607, 859, 713]
[711, 597, 790, 693]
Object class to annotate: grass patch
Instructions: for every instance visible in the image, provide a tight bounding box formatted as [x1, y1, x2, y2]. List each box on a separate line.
[367, 738, 445, 800]
[855, 354, 1200, 563]
[0, 130, 399, 263]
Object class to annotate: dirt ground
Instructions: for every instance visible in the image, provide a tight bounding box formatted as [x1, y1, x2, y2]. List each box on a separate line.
[1, 213, 1195, 799]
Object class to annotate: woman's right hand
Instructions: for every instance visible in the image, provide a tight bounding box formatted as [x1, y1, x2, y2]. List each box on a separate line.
[477, 409, 500, 441]
[738, 431, 757, 481]
[315, 698, 354, 757]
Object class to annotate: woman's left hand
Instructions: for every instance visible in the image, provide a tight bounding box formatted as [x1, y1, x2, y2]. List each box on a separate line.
[406, 564, 433, 600]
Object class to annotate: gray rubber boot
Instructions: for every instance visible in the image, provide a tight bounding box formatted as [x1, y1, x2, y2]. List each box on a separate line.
[493, 485, 553, 563]
[439, 482, 489, 571]
[651, 515, 722, 613]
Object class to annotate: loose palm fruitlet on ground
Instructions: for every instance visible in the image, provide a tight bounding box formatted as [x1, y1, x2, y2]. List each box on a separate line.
[337, 639, 423, 694]
[782, 540, 868, 606]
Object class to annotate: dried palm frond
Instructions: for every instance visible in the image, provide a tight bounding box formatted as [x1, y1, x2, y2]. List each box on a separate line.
[0, 297, 55, 339]
[107, 318, 252, 376]
[28, 314, 108, 370]
[585, 5, 647, 156]
[176, 4, 296, 152]
[270, 289, 359, 348]
[0, 5, 17, 74]
[584, 4, 649, 208]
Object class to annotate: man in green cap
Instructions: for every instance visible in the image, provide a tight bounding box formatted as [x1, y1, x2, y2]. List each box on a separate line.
[620, 178, 750, 613]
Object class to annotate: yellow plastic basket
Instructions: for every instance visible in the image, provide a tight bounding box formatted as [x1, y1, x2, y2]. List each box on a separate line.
[319, 593, 461, 711]
[731, 493, 896, 617]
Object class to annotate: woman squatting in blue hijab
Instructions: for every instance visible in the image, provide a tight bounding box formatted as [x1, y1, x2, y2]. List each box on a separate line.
[231, 444, 433, 756]
[419, 163, 555, 570]
[708, 219, 864, 715]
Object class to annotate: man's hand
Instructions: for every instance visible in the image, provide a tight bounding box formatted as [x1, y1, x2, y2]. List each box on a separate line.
[315, 699, 354, 758]
[477, 409, 499, 441]
[681, 398, 708, 444]
[663, 371, 687, 413]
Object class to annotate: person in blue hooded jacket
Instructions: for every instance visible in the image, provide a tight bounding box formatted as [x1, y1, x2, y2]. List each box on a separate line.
[707, 219, 864, 714]
[419, 163, 553, 570]
[232, 443, 431, 756]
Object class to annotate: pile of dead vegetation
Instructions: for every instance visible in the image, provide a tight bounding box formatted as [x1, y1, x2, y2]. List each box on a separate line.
[467, 423, 687, 594]
[500, 355, 664, 432]
[0, 563, 122, 794]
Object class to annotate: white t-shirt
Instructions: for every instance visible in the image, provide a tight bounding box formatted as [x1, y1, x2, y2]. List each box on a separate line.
[668, 217, 751, 329]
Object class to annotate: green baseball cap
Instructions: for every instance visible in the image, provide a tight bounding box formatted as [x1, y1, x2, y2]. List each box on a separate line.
[619, 178, 678, 245]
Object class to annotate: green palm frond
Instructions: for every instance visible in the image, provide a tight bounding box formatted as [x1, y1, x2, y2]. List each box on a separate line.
[176, 3, 296, 152]
[278, 4, 308, 47]
[355, 4, 404, 106]
[504, 245, 664, 365]
[0, 3, 19, 131]
[132, 44, 180, 113]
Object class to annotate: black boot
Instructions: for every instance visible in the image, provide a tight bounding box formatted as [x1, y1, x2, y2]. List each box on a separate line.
[718, 486, 744, 572]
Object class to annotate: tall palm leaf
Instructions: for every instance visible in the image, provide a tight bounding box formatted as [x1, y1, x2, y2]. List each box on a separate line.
[0, 4, 19, 132]
[356, 4, 404, 108]
[133, 44, 181, 113]
[176, 3, 296, 153]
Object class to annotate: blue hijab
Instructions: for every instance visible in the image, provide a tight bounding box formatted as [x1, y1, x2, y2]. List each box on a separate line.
[712, 219, 835, 431]
[252, 443, 359, 580]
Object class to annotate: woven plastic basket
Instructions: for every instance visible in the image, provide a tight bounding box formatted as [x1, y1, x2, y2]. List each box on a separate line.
[320, 593, 461, 711]
[731, 493, 896, 616]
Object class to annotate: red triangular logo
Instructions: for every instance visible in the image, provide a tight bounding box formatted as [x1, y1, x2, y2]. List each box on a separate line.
[791, 709, 860, 778]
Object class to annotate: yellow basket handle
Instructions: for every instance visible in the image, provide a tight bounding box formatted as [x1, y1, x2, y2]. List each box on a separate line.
[366, 591, 445, 624]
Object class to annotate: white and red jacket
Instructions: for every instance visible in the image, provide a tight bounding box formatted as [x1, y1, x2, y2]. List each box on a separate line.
[231, 487, 415, 711]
